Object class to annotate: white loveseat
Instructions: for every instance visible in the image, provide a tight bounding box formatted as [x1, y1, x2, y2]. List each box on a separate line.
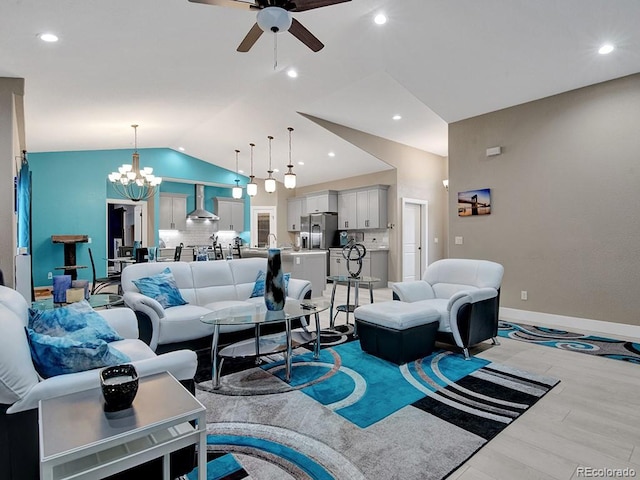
[121, 258, 312, 352]
[390, 258, 504, 358]
[0, 285, 198, 480]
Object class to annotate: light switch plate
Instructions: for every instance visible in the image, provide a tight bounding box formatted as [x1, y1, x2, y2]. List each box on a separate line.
[455, 236, 463, 245]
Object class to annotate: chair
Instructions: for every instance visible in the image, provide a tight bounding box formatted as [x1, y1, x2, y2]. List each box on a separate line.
[88, 247, 121, 295]
[173, 245, 183, 261]
[135, 247, 149, 263]
[391, 258, 504, 359]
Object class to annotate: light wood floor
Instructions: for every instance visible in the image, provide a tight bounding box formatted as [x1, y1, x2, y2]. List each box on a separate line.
[315, 283, 640, 480]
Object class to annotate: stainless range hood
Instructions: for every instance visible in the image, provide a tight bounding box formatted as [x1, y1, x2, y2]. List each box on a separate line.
[187, 184, 219, 220]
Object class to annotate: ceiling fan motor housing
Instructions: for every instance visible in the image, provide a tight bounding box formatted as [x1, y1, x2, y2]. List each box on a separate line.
[257, 6, 292, 33]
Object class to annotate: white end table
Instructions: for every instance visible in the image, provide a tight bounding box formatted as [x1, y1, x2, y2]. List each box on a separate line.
[39, 372, 207, 480]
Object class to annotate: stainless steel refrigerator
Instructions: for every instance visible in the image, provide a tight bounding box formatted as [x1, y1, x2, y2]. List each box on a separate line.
[300, 213, 339, 250]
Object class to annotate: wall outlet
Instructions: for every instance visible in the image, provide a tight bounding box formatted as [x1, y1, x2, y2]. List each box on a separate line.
[455, 236, 463, 245]
[47, 272, 53, 280]
[295, 257, 301, 265]
[88, 237, 92, 243]
[521, 290, 528, 301]
[434, 237, 439, 244]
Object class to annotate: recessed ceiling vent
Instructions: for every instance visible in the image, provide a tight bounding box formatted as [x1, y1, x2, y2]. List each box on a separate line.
[187, 184, 219, 220]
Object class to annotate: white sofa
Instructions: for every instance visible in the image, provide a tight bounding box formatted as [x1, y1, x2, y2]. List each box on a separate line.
[121, 258, 312, 352]
[0, 285, 198, 480]
[390, 258, 504, 358]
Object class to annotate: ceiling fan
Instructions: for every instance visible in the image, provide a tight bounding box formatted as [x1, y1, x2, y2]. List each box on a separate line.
[188, 0, 351, 52]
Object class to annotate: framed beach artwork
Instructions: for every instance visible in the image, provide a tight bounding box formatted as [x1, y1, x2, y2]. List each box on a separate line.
[458, 188, 491, 216]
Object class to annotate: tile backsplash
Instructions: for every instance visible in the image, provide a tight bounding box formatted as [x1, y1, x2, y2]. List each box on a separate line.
[159, 220, 237, 248]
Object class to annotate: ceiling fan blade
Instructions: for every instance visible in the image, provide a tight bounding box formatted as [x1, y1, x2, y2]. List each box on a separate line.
[288, 0, 351, 12]
[237, 22, 264, 52]
[289, 18, 324, 52]
[187, 0, 258, 10]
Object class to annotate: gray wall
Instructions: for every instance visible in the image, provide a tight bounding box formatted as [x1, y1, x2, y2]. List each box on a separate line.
[0, 78, 25, 287]
[449, 73, 640, 326]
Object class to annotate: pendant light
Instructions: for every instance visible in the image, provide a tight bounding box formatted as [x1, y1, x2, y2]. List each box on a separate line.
[264, 135, 276, 193]
[283, 127, 296, 189]
[246, 143, 258, 197]
[232, 149, 243, 199]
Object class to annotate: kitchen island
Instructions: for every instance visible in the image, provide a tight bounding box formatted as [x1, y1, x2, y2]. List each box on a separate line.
[241, 248, 328, 297]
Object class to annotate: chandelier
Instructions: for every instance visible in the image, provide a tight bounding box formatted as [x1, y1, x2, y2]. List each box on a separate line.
[232, 149, 243, 199]
[265, 135, 276, 193]
[247, 143, 258, 197]
[283, 127, 296, 189]
[108, 125, 161, 201]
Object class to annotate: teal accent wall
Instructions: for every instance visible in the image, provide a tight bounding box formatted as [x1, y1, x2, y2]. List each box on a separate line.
[29, 148, 248, 287]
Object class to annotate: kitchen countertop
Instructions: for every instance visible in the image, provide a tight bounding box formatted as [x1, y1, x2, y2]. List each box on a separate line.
[329, 246, 389, 252]
[241, 248, 327, 256]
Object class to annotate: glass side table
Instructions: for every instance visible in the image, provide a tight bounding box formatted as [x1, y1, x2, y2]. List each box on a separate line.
[32, 293, 123, 310]
[326, 275, 380, 332]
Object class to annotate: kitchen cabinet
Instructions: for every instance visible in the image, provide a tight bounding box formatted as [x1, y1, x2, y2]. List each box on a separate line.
[338, 185, 388, 230]
[159, 194, 187, 231]
[305, 190, 338, 214]
[287, 197, 307, 232]
[337, 191, 356, 230]
[214, 197, 244, 232]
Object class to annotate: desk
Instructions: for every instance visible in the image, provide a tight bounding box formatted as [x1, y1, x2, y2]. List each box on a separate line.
[32, 294, 123, 310]
[39, 371, 206, 480]
[326, 275, 380, 332]
[200, 298, 329, 389]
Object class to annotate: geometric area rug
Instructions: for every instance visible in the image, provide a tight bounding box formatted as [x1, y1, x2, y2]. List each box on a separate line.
[498, 320, 640, 364]
[190, 341, 559, 480]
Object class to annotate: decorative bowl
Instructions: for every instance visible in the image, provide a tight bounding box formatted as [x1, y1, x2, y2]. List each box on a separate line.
[100, 364, 139, 412]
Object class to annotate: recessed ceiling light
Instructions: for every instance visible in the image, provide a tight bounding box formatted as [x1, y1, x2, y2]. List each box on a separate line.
[328, 152, 335, 157]
[374, 14, 387, 25]
[238, 169, 244, 174]
[392, 114, 402, 120]
[273, 168, 280, 173]
[297, 161, 304, 165]
[39, 33, 59, 43]
[287, 68, 298, 78]
[178, 147, 185, 151]
[598, 44, 614, 55]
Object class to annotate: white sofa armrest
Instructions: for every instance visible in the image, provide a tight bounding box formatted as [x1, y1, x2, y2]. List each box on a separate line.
[391, 281, 436, 303]
[97, 308, 139, 340]
[8, 349, 198, 414]
[123, 291, 165, 350]
[287, 278, 312, 300]
[446, 287, 498, 311]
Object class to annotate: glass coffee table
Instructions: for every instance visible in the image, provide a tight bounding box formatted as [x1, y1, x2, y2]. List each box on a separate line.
[200, 298, 329, 389]
[32, 294, 124, 310]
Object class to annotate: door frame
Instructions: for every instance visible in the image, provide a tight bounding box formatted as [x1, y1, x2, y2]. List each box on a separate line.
[250, 206, 277, 248]
[401, 197, 428, 281]
[105, 198, 148, 251]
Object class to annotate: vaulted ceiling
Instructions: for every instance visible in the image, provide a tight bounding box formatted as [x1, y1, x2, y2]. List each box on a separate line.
[2, 0, 639, 186]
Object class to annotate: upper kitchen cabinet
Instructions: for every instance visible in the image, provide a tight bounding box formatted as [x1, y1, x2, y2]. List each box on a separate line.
[287, 196, 307, 232]
[305, 190, 338, 214]
[214, 197, 244, 232]
[159, 193, 187, 230]
[338, 185, 389, 230]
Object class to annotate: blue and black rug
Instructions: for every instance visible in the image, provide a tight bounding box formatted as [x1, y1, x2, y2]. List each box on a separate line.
[498, 321, 640, 364]
[192, 339, 558, 480]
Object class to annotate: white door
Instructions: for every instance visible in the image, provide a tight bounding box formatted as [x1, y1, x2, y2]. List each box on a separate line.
[250, 206, 276, 247]
[402, 200, 427, 282]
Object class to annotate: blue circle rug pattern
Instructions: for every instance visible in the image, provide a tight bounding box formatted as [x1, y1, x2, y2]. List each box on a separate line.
[498, 321, 640, 364]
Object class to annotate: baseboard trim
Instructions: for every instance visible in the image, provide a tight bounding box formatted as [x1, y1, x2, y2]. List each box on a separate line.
[500, 307, 640, 341]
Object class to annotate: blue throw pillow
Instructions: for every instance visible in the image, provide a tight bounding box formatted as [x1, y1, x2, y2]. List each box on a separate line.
[26, 328, 130, 379]
[29, 300, 123, 343]
[250, 270, 290, 298]
[132, 267, 188, 309]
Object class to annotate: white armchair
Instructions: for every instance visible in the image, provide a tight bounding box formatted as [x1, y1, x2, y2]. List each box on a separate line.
[391, 258, 504, 358]
[0, 285, 198, 480]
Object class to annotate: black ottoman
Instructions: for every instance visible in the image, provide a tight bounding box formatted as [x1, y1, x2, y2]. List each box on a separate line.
[354, 301, 440, 365]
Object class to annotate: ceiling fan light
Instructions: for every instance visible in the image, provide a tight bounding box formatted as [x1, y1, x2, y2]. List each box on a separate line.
[257, 7, 292, 33]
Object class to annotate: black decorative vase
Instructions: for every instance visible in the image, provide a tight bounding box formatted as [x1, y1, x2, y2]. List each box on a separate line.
[265, 248, 285, 311]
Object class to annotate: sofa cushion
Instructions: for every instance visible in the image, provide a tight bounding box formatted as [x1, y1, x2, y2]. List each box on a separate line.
[28, 300, 123, 343]
[414, 299, 451, 332]
[109, 338, 157, 362]
[424, 259, 504, 291]
[156, 304, 220, 345]
[190, 260, 238, 306]
[431, 283, 479, 300]
[249, 270, 291, 298]
[0, 305, 40, 404]
[122, 262, 198, 305]
[132, 267, 189, 308]
[26, 328, 131, 379]
[354, 301, 440, 330]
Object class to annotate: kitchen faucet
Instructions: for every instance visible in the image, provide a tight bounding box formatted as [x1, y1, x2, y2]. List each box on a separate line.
[267, 233, 277, 248]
